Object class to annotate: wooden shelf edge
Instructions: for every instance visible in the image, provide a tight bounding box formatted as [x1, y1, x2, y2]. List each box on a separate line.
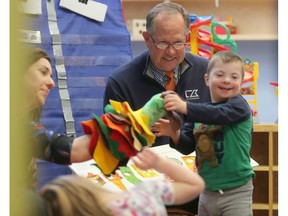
[253, 166, 269, 171]
[253, 203, 269, 210]
[253, 165, 278, 171]
[253, 203, 278, 210]
[130, 34, 278, 42]
[232, 34, 278, 41]
[253, 124, 278, 132]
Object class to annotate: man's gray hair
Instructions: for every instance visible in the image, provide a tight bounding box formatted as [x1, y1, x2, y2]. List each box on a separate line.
[146, 2, 190, 36]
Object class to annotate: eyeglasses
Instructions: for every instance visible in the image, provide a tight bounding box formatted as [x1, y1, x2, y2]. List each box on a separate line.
[149, 34, 187, 50]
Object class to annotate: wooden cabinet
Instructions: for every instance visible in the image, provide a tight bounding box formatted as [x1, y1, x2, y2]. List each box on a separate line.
[122, 0, 278, 41]
[251, 124, 278, 216]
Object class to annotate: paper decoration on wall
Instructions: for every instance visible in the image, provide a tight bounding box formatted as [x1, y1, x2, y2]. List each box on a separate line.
[126, 19, 146, 37]
[19, 30, 41, 44]
[19, 0, 42, 15]
[60, 0, 108, 22]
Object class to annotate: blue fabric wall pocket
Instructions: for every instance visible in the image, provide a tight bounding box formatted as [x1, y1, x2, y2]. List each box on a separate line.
[20, 0, 132, 136]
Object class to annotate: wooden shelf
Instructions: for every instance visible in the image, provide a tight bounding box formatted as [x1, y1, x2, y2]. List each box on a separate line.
[122, 0, 278, 40]
[123, 0, 274, 2]
[130, 34, 278, 42]
[253, 124, 278, 132]
[253, 203, 278, 210]
[253, 203, 270, 210]
[231, 34, 278, 41]
[251, 124, 278, 216]
[253, 165, 278, 172]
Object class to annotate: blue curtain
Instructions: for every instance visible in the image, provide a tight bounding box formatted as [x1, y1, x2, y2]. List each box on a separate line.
[24, 0, 132, 136]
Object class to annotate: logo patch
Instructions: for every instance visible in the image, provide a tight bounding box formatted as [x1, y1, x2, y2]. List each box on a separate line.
[185, 89, 199, 100]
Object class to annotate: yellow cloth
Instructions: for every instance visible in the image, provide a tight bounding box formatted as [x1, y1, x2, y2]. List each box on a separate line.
[93, 132, 119, 175]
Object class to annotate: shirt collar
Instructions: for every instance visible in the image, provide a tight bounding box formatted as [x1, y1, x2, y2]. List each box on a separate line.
[149, 63, 181, 88]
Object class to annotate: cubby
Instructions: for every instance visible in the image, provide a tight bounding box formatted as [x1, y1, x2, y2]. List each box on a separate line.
[251, 124, 278, 216]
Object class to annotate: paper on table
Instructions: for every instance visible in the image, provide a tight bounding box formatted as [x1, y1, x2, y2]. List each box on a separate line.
[70, 144, 259, 192]
[70, 144, 195, 191]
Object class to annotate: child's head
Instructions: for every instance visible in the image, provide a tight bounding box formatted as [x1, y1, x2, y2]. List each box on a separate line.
[40, 175, 113, 216]
[204, 51, 244, 103]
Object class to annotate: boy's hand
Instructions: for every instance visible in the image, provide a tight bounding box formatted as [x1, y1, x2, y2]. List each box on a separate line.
[163, 92, 187, 114]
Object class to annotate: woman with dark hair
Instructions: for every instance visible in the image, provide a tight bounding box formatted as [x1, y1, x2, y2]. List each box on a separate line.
[16, 48, 93, 216]
[23, 48, 93, 189]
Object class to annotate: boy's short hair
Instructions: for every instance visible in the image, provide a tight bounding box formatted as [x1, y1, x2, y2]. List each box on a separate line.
[206, 51, 244, 79]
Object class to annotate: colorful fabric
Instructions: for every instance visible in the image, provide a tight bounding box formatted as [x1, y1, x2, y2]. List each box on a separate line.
[109, 93, 166, 146]
[93, 128, 119, 175]
[110, 180, 174, 216]
[82, 93, 167, 175]
[96, 114, 126, 160]
[103, 114, 137, 157]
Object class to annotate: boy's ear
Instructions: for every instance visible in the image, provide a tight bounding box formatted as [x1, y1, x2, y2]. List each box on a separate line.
[204, 74, 209, 86]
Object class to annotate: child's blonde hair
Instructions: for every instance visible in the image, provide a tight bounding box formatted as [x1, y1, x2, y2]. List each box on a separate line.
[40, 175, 114, 216]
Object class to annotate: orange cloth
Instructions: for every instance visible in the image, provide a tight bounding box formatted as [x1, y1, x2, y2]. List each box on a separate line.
[166, 71, 175, 90]
[81, 119, 99, 155]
